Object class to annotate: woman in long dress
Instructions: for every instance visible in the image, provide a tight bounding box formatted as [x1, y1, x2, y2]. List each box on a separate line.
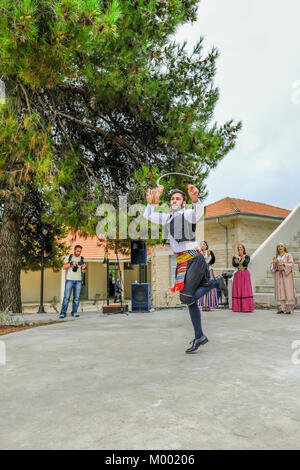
[270, 243, 296, 314]
[232, 244, 254, 312]
[198, 241, 218, 311]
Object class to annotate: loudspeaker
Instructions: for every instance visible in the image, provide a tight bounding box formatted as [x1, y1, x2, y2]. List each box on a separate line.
[130, 240, 147, 265]
[131, 283, 151, 312]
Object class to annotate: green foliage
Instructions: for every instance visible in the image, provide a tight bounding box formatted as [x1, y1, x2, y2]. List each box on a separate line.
[0, 307, 19, 327]
[0, 103, 55, 193]
[50, 296, 60, 313]
[93, 292, 105, 311]
[0, 0, 241, 282]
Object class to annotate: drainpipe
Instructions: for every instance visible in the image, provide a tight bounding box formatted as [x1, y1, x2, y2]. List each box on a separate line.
[216, 218, 229, 269]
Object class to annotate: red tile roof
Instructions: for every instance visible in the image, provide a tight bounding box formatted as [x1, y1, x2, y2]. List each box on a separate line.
[205, 197, 291, 219]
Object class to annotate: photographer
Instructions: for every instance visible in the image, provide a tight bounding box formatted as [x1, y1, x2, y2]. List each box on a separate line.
[59, 245, 87, 318]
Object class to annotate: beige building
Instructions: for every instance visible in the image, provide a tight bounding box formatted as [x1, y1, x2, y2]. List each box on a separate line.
[21, 197, 291, 311]
[149, 198, 290, 308]
[21, 234, 149, 311]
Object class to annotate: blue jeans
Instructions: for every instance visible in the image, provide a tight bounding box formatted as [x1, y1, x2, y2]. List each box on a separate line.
[187, 280, 218, 339]
[60, 280, 82, 315]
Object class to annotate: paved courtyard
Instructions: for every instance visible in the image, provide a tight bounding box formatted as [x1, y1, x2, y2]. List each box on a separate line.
[1, 307, 300, 450]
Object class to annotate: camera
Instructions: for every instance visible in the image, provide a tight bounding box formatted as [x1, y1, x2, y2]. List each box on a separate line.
[71, 260, 84, 272]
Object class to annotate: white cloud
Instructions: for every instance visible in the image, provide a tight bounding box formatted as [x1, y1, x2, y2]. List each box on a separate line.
[176, 0, 300, 210]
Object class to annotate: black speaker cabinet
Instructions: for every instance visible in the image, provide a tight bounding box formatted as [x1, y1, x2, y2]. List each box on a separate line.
[131, 283, 151, 312]
[130, 240, 147, 265]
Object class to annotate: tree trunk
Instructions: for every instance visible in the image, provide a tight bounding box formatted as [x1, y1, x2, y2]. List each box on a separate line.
[0, 192, 22, 313]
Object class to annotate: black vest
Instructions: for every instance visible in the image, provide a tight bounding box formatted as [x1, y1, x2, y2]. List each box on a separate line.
[163, 212, 196, 243]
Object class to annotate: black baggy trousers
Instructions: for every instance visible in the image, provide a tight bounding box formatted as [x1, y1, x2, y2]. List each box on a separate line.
[179, 253, 210, 305]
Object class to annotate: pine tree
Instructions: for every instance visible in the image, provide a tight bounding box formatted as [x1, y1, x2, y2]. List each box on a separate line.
[0, 0, 241, 312]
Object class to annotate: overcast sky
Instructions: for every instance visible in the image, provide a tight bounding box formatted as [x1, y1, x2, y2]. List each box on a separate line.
[176, 0, 300, 210]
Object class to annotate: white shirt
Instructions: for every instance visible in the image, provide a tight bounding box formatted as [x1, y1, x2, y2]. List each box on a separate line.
[64, 255, 83, 281]
[202, 250, 212, 270]
[143, 202, 203, 254]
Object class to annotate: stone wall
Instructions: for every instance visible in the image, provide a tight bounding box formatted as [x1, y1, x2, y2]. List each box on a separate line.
[150, 245, 180, 308]
[204, 215, 282, 273]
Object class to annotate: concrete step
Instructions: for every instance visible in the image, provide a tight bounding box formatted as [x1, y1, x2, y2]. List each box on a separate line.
[255, 285, 300, 294]
[253, 293, 277, 307]
[257, 278, 275, 286]
[256, 285, 275, 293]
[255, 285, 300, 299]
[253, 292, 299, 308]
[257, 277, 300, 288]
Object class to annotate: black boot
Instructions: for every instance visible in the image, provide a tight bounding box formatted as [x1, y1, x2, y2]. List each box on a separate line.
[185, 335, 208, 353]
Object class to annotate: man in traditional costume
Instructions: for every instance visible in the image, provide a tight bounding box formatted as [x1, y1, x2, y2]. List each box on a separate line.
[143, 184, 228, 353]
[270, 243, 296, 314]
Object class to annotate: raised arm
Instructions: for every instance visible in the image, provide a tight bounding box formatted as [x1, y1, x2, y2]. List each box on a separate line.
[184, 185, 204, 223]
[143, 185, 170, 225]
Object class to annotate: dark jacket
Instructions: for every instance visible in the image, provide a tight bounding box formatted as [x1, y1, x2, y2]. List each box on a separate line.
[232, 255, 250, 268]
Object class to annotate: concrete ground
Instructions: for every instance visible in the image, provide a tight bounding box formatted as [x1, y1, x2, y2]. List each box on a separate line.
[1, 307, 300, 450]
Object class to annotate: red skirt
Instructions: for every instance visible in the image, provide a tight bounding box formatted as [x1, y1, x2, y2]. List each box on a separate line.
[232, 270, 254, 312]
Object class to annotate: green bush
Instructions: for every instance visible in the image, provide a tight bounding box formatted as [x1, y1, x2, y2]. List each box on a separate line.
[0, 308, 19, 327]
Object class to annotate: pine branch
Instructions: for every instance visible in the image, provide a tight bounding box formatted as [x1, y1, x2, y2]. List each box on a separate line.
[17, 80, 32, 114]
[55, 111, 141, 157]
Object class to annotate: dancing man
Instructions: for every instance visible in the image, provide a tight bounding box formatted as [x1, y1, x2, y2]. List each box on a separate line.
[143, 184, 228, 353]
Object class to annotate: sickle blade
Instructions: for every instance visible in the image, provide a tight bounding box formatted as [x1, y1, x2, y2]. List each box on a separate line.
[156, 172, 196, 187]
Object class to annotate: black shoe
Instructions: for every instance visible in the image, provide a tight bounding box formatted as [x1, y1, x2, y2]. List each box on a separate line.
[277, 310, 284, 314]
[284, 311, 292, 314]
[185, 335, 208, 354]
[216, 275, 228, 297]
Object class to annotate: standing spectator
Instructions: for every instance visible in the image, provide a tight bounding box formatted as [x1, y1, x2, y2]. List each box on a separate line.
[232, 244, 254, 312]
[198, 241, 218, 311]
[114, 278, 122, 303]
[270, 243, 296, 314]
[109, 276, 114, 297]
[59, 245, 87, 318]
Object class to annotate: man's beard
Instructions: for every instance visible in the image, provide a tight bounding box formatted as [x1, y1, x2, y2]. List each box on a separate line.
[171, 204, 183, 212]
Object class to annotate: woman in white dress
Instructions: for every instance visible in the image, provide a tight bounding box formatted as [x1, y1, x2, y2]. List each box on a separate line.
[270, 243, 296, 314]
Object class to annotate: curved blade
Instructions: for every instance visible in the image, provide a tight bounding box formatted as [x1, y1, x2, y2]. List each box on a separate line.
[156, 172, 196, 187]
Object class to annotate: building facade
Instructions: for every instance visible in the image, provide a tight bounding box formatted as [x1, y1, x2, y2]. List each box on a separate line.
[21, 198, 291, 311]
